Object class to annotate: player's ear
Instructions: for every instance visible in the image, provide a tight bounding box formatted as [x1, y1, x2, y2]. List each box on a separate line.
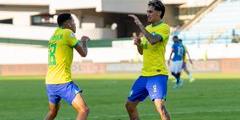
[66, 22, 71, 27]
[63, 21, 70, 28]
[62, 22, 67, 28]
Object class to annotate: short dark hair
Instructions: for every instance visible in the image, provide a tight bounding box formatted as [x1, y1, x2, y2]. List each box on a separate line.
[173, 35, 178, 39]
[148, 0, 165, 18]
[57, 13, 72, 27]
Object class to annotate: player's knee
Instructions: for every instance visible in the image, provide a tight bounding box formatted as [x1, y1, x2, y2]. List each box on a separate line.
[125, 102, 131, 109]
[83, 106, 90, 114]
[77, 106, 89, 115]
[155, 101, 165, 112]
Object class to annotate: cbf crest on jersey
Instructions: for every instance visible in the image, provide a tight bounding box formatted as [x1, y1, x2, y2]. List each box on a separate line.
[70, 33, 75, 38]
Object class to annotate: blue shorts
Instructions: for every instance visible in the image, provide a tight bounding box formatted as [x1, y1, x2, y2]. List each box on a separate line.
[46, 81, 82, 105]
[128, 75, 168, 102]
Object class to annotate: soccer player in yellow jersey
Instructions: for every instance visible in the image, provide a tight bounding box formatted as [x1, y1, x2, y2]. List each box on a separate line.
[44, 13, 90, 120]
[126, 0, 171, 120]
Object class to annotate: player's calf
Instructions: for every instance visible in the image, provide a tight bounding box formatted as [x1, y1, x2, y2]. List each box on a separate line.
[125, 101, 140, 120]
[72, 94, 89, 120]
[44, 103, 60, 120]
[45, 111, 58, 120]
[159, 105, 170, 120]
[154, 100, 171, 120]
[45, 108, 59, 120]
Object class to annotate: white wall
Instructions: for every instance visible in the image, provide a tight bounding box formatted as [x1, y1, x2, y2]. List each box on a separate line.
[0, 24, 117, 40]
[180, 0, 214, 8]
[50, 0, 185, 14]
[0, 0, 49, 5]
[0, 43, 47, 64]
[101, 0, 148, 14]
[0, 24, 55, 40]
[1, 42, 239, 64]
[50, 0, 148, 14]
[49, 0, 99, 14]
[0, 11, 40, 26]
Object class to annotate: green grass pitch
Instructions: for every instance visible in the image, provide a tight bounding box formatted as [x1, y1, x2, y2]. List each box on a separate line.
[0, 73, 239, 120]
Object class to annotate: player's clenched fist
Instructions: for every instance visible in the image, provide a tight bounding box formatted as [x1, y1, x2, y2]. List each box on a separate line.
[80, 36, 90, 42]
[132, 33, 142, 46]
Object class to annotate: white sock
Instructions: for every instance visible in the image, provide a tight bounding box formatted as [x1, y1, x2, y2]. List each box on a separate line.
[188, 73, 192, 79]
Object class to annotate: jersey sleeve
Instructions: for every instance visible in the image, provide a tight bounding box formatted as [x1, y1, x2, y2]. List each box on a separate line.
[155, 24, 170, 42]
[140, 36, 144, 46]
[64, 30, 79, 47]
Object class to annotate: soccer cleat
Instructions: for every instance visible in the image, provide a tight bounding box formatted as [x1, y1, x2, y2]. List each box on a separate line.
[173, 80, 183, 89]
[179, 79, 183, 87]
[173, 84, 179, 89]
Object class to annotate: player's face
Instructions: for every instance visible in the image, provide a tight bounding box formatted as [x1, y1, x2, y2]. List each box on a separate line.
[147, 6, 161, 23]
[173, 37, 178, 42]
[66, 18, 76, 33]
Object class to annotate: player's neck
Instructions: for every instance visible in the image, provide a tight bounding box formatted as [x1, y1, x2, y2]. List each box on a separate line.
[152, 19, 163, 26]
[58, 26, 65, 29]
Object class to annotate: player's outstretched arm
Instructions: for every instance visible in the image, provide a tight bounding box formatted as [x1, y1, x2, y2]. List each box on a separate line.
[186, 51, 193, 64]
[136, 44, 143, 55]
[129, 14, 162, 45]
[75, 36, 90, 57]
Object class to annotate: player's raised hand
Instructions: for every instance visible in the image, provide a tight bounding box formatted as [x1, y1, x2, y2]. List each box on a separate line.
[80, 36, 90, 42]
[128, 14, 142, 26]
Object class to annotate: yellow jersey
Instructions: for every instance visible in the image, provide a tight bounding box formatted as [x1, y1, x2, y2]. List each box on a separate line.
[183, 45, 188, 62]
[46, 28, 79, 84]
[140, 22, 170, 76]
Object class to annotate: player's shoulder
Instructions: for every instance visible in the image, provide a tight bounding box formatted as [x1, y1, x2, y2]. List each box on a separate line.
[145, 24, 152, 30]
[62, 29, 76, 39]
[154, 22, 170, 35]
[62, 28, 74, 34]
[172, 43, 178, 47]
[159, 22, 170, 30]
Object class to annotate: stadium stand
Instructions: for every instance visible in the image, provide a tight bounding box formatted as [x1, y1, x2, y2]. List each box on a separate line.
[0, 0, 240, 64]
[179, 0, 240, 44]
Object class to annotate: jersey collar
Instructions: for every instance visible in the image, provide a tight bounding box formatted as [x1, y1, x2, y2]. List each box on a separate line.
[152, 20, 163, 27]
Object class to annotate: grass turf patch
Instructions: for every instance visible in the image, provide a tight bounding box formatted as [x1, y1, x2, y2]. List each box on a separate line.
[0, 74, 239, 120]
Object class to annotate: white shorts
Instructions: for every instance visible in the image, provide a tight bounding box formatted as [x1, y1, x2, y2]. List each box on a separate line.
[170, 60, 183, 74]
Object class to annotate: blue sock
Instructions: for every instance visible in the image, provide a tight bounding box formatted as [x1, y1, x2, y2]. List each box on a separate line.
[176, 73, 180, 84]
[172, 72, 180, 84]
